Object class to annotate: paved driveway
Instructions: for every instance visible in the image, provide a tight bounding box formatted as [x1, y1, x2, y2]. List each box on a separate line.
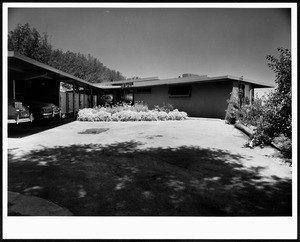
[7, 118, 292, 215]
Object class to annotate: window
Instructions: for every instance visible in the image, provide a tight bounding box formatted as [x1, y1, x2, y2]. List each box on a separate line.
[135, 87, 152, 94]
[169, 85, 191, 97]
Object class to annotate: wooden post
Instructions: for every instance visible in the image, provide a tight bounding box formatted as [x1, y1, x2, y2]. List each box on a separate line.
[132, 88, 134, 104]
[91, 89, 93, 107]
[114, 89, 117, 105]
[58, 79, 61, 112]
[12, 79, 16, 99]
[78, 86, 81, 109]
[83, 87, 85, 108]
[73, 83, 75, 117]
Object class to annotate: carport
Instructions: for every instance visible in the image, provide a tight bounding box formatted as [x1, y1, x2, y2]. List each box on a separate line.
[8, 51, 102, 117]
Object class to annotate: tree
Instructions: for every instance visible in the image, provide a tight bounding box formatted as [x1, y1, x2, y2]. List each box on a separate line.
[230, 48, 292, 159]
[264, 48, 291, 139]
[8, 23, 52, 64]
[8, 23, 126, 83]
[249, 48, 292, 158]
[267, 48, 291, 96]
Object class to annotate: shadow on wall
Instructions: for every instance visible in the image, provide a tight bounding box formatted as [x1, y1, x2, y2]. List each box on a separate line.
[8, 141, 292, 216]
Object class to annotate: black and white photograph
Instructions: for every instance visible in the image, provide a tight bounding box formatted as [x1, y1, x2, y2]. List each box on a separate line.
[2, 2, 297, 240]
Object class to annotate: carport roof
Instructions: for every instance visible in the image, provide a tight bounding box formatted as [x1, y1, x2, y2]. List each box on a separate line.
[8, 51, 102, 90]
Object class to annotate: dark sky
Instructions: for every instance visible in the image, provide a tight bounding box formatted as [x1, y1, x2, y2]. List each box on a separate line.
[8, 7, 291, 93]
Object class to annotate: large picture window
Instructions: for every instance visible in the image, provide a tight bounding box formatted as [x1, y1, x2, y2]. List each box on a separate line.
[169, 85, 191, 97]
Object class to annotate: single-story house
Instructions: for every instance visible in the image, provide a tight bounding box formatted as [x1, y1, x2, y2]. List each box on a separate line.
[95, 74, 274, 119]
[8, 51, 273, 119]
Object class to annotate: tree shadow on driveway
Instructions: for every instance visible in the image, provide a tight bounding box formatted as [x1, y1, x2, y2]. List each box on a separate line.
[8, 141, 292, 216]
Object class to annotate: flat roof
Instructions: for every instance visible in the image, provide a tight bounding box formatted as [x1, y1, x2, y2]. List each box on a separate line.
[8, 51, 102, 90]
[8, 51, 274, 90]
[97, 75, 274, 89]
[110, 77, 160, 85]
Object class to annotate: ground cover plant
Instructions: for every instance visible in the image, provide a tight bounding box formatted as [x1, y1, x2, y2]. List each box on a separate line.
[77, 102, 188, 122]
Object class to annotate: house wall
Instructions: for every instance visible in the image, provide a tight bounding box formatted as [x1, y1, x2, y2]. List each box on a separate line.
[134, 81, 233, 119]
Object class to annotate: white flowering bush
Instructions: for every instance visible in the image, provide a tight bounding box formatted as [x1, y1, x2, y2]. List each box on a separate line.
[111, 112, 121, 121]
[156, 111, 168, 121]
[77, 108, 111, 121]
[143, 111, 158, 121]
[170, 109, 188, 120]
[78, 102, 188, 122]
[101, 101, 149, 114]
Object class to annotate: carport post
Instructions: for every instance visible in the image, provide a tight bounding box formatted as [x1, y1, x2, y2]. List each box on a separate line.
[113, 89, 117, 105]
[58, 79, 61, 111]
[73, 83, 75, 117]
[91, 89, 93, 107]
[78, 86, 81, 109]
[13, 79, 15, 99]
[83, 87, 85, 108]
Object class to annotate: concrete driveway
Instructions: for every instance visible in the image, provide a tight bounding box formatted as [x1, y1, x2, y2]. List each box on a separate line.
[7, 118, 292, 216]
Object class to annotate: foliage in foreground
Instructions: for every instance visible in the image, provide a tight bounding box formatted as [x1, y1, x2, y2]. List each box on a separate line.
[77, 102, 188, 122]
[230, 48, 292, 159]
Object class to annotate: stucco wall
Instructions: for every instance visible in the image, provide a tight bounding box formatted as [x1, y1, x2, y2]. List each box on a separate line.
[134, 81, 233, 119]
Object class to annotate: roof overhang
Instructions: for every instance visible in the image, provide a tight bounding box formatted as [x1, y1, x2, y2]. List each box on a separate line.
[104, 75, 275, 88]
[8, 51, 103, 90]
[226, 75, 275, 88]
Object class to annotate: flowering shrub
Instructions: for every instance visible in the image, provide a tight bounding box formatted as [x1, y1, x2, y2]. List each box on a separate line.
[156, 111, 168, 121]
[78, 102, 188, 122]
[97, 101, 149, 114]
[130, 101, 149, 112]
[154, 103, 174, 113]
[77, 108, 111, 122]
[172, 109, 188, 120]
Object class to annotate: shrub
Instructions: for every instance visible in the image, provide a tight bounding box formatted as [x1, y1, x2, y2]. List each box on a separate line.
[131, 101, 149, 112]
[156, 111, 168, 121]
[142, 111, 158, 121]
[96, 101, 149, 114]
[273, 134, 292, 159]
[167, 109, 188, 120]
[225, 97, 239, 124]
[235, 95, 266, 127]
[232, 48, 292, 160]
[154, 103, 174, 113]
[77, 108, 111, 122]
[77, 104, 188, 122]
[111, 112, 121, 121]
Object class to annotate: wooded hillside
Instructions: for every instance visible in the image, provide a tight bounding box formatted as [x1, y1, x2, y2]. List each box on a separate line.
[8, 23, 125, 83]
